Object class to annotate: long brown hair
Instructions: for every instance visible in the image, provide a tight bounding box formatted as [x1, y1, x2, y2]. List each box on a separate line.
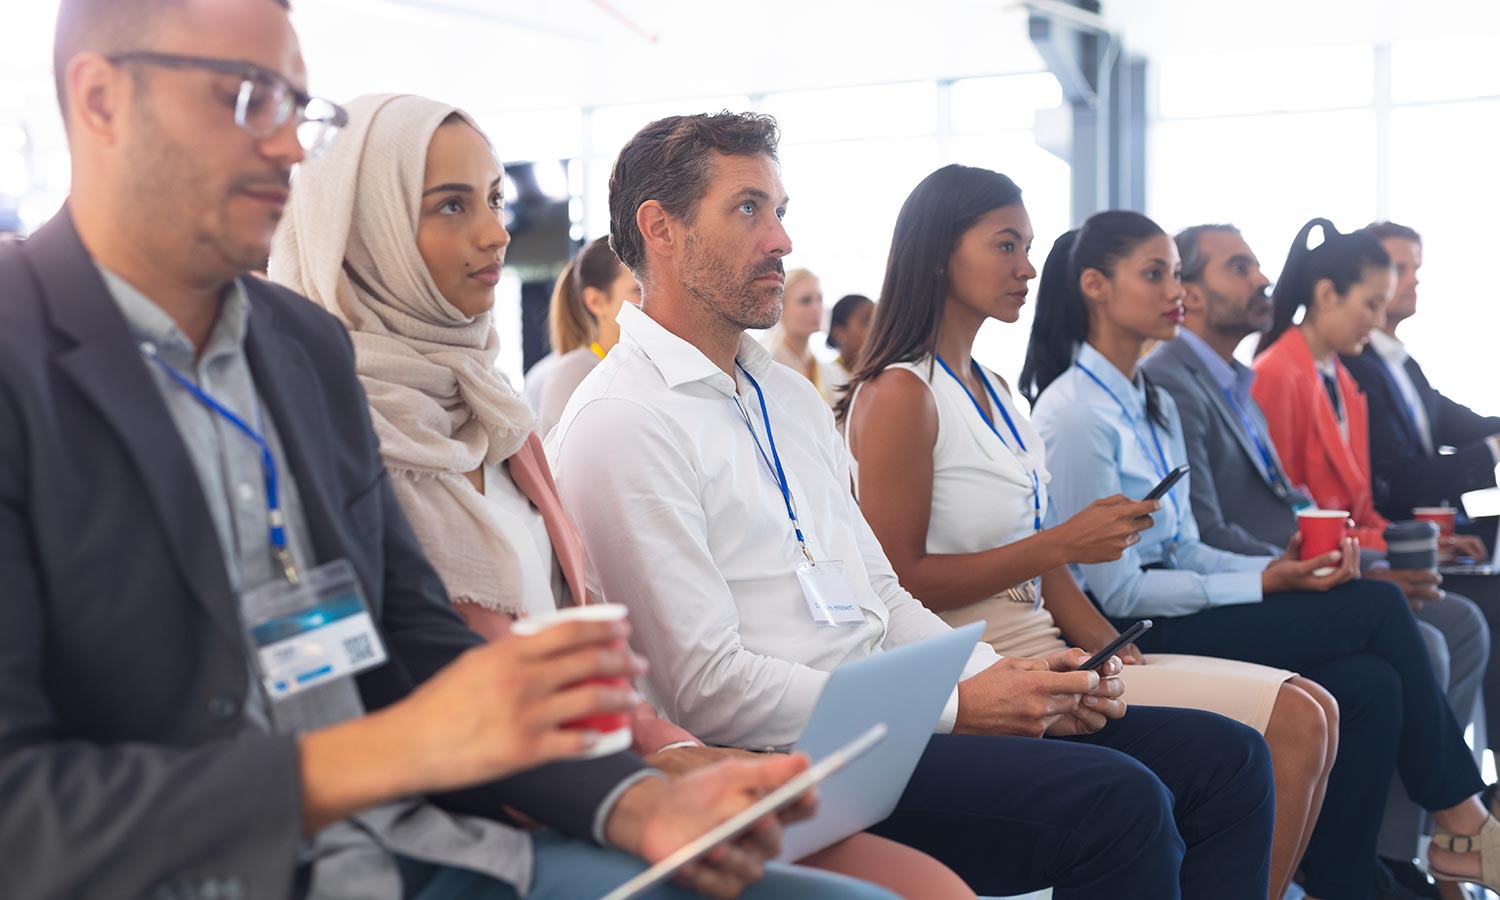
[834, 164, 1022, 423]
[548, 236, 625, 355]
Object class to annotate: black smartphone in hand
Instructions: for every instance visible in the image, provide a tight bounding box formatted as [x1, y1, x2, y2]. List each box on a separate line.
[1144, 464, 1190, 502]
[1076, 619, 1153, 672]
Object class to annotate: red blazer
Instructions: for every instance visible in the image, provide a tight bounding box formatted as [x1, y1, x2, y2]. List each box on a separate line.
[1252, 327, 1389, 549]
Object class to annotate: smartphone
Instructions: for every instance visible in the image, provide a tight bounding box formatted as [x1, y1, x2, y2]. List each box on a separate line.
[1144, 464, 1191, 502]
[1076, 619, 1152, 672]
[598, 723, 889, 900]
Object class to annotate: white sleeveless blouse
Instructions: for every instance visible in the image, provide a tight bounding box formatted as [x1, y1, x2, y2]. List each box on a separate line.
[851, 357, 1063, 656]
[850, 357, 1292, 731]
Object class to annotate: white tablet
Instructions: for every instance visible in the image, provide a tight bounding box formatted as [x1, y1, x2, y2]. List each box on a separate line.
[597, 723, 888, 900]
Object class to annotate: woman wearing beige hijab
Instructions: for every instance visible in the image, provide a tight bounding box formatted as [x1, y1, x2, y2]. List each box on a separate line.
[271, 93, 973, 900]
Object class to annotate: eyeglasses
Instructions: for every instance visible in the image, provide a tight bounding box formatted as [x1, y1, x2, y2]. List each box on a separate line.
[106, 51, 348, 159]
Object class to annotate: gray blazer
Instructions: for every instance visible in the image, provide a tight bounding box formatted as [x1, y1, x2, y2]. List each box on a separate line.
[1142, 337, 1293, 556]
[0, 208, 646, 900]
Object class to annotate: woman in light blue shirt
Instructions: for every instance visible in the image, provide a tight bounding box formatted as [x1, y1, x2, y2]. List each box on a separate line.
[1023, 210, 1497, 899]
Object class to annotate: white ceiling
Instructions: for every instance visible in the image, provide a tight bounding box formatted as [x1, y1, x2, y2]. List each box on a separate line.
[287, 0, 1047, 116]
[283, 0, 1500, 116]
[5, 0, 1499, 126]
[1112, 0, 1500, 58]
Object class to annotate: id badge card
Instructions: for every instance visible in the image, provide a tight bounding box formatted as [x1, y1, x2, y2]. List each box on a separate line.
[796, 560, 866, 627]
[242, 558, 387, 701]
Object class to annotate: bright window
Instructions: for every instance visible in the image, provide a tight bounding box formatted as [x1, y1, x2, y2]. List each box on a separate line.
[1156, 47, 1374, 118]
[762, 82, 938, 143]
[950, 73, 1065, 134]
[476, 108, 583, 163]
[589, 96, 754, 163]
[1392, 38, 1500, 104]
[1386, 100, 1500, 410]
[1148, 110, 1378, 284]
[774, 136, 943, 321]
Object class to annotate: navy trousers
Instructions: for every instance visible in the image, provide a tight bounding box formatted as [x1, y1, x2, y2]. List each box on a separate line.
[869, 706, 1275, 900]
[1114, 579, 1486, 899]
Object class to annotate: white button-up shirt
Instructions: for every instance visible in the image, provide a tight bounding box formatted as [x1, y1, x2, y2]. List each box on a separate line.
[547, 303, 998, 749]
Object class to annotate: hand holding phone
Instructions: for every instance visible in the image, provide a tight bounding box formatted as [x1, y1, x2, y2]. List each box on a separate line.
[1145, 464, 1190, 502]
[1076, 620, 1153, 672]
[1056, 495, 1162, 564]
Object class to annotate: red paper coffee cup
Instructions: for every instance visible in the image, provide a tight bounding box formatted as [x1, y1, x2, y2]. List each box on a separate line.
[1297, 509, 1351, 576]
[1414, 507, 1459, 563]
[511, 603, 633, 758]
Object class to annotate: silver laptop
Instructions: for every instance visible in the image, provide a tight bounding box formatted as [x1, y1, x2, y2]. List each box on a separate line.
[777, 621, 985, 861]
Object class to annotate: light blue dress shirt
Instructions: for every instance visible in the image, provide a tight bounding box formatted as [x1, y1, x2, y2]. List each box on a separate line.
[1031, 343, 1273, 619]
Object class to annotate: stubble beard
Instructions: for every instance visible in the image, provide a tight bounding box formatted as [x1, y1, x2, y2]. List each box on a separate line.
[1207, 285, 1271, 340]
[680, 231, 784, 331]
[125, 97, 280, 278]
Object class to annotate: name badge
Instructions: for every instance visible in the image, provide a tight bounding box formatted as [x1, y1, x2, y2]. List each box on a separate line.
[242, 558, 387, 701]
[796, 560, 866, 627]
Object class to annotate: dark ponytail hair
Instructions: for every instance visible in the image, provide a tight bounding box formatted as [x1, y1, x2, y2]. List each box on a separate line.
[549, 236, 627, 355]
[1255, 218, 1391, 357]
[1019, 209, 1169, 425]
[834, 164, 1023, 422]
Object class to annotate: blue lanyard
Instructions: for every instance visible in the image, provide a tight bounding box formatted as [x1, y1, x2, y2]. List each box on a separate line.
[1075, 362, 1182, 542]
[934, 355, 1042, 533]
[141, 344, 300, 583]
[1221, 388, 1288, 491]
[734, 361, 814, 563]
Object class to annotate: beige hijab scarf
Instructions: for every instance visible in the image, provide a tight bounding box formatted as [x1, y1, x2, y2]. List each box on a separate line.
[270, 93, 537, 613]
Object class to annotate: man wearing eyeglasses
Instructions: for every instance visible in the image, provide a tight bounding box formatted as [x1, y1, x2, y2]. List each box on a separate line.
[0, 3, 901, 900]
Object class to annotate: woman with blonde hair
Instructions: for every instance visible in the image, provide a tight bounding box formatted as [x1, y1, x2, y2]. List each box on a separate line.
[271, 92, 970, 900]
[528, 236, 639, 437]
[762, 268, 829, 401]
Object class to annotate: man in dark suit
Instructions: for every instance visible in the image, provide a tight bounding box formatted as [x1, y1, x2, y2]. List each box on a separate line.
[0, 2, 890, 899]
[1342, 222, 1500, 808]
[1341, 221, 1500, 536]
[1144, 223, 1491, 900]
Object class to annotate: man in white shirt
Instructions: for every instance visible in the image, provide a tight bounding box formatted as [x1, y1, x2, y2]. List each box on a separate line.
[548, 112, 1277, 899]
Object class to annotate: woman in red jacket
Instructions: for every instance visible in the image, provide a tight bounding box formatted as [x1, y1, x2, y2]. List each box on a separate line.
[1251, 219, 1395, 549]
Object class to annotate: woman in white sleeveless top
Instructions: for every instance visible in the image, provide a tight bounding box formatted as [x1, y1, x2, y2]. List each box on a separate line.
[840, 165, 1336, 900]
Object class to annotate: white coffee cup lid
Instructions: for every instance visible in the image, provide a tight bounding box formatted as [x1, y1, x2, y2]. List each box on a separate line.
[511, 602, 628, 636]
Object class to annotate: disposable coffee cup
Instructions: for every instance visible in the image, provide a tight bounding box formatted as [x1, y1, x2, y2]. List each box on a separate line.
[511, 603, 633, 758]
[1297, 509, 1352, 576]
[1413, 507, 1458, 562]
[1384, 520, 1439, 571]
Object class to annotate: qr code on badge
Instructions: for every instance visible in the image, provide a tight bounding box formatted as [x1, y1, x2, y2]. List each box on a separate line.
[343, 633, 376, 665]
